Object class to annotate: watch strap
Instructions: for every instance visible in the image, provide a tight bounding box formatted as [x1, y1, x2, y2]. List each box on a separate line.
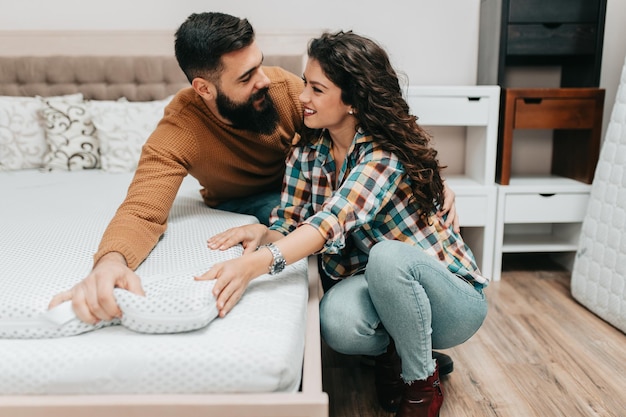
[258, 243, 286, 275]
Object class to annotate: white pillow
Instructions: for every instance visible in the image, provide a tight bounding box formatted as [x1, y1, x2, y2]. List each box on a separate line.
[90, 96, 173, 173]
[39, 96, 99, 171]
[0, 271, 219, 339]
[0, 94, 83, 171]
[115, 275, 218, 334]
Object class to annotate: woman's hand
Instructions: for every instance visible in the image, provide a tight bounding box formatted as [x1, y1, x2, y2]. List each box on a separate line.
[438, 180, 460, 233]
[207, 224, 268, 254]
[196, 249, 272, 317]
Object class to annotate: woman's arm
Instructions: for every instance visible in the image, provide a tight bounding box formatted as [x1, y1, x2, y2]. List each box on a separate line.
[198, 224, 325, 317]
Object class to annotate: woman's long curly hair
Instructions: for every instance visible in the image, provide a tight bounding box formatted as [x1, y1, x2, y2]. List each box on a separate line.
[303, 31, 445, 216]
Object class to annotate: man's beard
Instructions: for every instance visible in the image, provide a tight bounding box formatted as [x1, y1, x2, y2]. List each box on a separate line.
[215, 86, 279, 135]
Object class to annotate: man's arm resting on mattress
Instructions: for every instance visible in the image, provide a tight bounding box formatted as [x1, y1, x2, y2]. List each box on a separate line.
[48, 252, 145, 324]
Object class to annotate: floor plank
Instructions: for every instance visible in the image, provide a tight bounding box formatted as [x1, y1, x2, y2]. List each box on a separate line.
[322, 254, 626, 417]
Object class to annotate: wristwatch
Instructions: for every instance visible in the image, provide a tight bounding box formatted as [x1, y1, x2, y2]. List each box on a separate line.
[259, 243, 286, 275]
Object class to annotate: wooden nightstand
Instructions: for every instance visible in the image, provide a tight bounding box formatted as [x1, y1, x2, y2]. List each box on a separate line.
[497, 87, 605, 185]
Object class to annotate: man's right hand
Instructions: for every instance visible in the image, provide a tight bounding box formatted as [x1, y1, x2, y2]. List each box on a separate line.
[48, 252, 145, 324]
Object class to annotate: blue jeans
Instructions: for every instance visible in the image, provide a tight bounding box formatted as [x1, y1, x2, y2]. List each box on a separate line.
[319, 240, 488, 382]
[214, 191, 280, 226]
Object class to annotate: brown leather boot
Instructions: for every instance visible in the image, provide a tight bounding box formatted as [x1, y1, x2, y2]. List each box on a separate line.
[395, 364, 444, 417]
[374, 339, 403, 412]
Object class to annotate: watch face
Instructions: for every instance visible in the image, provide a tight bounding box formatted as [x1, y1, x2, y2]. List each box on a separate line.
[270, 257, 286, 275]
[264, 243, 286, 275]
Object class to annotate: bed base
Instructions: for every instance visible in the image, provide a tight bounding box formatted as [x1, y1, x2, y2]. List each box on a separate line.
[0, 258, 328, 417]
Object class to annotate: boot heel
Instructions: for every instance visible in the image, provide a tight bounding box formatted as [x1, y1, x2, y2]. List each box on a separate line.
[395, 363, 443, 417]
[374, 339, 403, 412]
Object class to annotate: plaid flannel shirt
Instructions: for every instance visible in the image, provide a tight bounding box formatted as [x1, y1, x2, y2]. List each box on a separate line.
[270, 130, 489, 287]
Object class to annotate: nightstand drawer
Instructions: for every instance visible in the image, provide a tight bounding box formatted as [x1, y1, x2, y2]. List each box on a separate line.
[508, 0, 600, 23]
[409, 96, 490, 126]
[507, 24, 597, 56]
[504, 193, 590, 223]
[513, 97, 598, 129]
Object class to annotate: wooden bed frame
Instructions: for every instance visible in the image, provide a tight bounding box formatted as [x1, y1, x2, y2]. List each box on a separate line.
[0, 260, 327, 417]
[0, 30, 328, 417]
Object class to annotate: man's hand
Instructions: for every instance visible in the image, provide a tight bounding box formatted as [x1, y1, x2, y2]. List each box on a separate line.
[48, 252, 144, 324]
[438, 181, 460, 233]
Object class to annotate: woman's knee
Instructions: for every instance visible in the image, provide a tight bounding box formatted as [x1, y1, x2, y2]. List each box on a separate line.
[367, 240, 405, 282]
[319, 278, 382, 354]
[367, 241, 431, 290]
[319, 291, 346, 344]
[369, 240, 431, 273]
[320, 297, 367, 352]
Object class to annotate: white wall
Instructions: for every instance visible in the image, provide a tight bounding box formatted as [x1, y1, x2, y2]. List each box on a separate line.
[1, 0, 623, 134]
[600, 0, 626, 137]
[0, 0, 480, 86]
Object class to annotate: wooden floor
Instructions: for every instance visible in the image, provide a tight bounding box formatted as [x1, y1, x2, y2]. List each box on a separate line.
[321, 254, 626, 417]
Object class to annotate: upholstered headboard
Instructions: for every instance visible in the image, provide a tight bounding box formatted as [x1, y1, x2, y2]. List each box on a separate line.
[0, 55, 304, 101]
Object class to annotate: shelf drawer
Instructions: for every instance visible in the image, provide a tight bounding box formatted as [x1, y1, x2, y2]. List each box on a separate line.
[508, 0, 600, 23]
[456, 195, 491, 227]
[408, 96, 490, 126]
[507, 23, 597, 56]
[513, 97, 598, 129]
[504, 192, 590, 223]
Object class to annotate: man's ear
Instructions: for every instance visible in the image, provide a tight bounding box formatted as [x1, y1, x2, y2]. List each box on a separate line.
[191, 77, 215, 100]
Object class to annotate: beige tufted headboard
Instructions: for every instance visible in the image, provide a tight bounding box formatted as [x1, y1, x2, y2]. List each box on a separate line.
[0, 55, 303, 101]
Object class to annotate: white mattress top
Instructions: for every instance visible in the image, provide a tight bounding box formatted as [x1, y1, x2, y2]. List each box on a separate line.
[0, 170, 308, 394]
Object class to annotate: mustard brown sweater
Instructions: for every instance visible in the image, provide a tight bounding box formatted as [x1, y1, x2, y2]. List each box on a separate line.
[94, 66, 304, 269]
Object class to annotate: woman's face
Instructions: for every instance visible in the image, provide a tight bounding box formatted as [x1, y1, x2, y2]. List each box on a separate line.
[299, 58, 354, 133]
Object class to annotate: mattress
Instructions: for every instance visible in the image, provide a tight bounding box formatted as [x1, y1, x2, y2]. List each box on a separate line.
[0, 170, 309, 394]
[571, 57, 626, 334]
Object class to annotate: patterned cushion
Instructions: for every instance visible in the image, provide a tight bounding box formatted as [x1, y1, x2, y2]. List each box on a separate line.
[40, 97, 99, 171]
[0, 94, 82, 171]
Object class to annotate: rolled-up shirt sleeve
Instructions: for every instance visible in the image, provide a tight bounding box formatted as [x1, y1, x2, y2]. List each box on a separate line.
[304, 151, 406, 254]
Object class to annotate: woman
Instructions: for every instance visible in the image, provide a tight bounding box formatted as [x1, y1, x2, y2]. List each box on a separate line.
[199, 31, 489, 417]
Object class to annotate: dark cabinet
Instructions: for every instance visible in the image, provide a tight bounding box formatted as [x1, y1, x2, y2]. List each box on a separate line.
[478, 0, 607, 87]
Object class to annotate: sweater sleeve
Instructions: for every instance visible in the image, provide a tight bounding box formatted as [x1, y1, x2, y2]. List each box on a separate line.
[93, 115, 196, 270]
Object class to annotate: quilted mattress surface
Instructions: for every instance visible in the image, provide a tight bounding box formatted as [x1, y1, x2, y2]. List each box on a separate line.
[571, 57, 626, 334]
[0, 170, 308, 394]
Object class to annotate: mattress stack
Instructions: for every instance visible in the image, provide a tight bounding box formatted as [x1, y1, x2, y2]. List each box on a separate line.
[571, 57, 626, 334]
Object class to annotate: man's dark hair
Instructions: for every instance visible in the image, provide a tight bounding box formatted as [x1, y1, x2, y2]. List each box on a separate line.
[175, 12, 255, 83]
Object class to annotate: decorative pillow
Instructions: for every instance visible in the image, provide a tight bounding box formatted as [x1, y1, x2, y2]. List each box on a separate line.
[0, 271, 219, 339]
[40, 97, 99, 171]
[0, 94, 83, 171]
[90, 96, 173, 173]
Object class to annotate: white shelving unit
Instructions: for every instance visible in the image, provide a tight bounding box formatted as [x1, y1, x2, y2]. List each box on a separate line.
[492, 176, 592, 280]
[407, 86, 500, 279]
[490, 88, 604, 281]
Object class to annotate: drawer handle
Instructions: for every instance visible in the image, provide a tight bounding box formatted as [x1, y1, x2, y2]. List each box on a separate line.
[542, 23, 563, 30]
[523, 98, 543, 104]
[467, 97, 481, 102]
[539, 193, 556, 197]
